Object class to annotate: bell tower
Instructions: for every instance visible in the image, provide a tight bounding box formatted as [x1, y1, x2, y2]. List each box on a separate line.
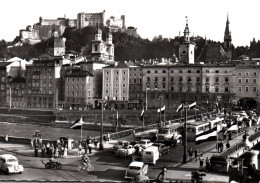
[179, 17, 195, 64]
[224, 14, 232, 60]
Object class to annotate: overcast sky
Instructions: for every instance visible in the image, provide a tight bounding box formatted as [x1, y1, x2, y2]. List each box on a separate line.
[1, 0, 259, 47]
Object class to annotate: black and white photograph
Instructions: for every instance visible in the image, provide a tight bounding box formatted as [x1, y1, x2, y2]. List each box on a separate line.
[0, 0, 260, 182]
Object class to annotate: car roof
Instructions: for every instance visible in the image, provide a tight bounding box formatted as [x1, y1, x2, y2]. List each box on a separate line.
[0, 154, 18, 160]
[129, 161, 144, 167]
[140, 139, 150, 142]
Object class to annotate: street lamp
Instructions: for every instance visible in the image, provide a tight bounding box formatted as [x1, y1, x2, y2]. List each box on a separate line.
[158, 94, 164, 128]
[183, 103, 188, 163]
[99, 100, 105, 150]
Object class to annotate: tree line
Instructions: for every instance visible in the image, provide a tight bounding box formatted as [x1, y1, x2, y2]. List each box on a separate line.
[0, 26, 259, 61]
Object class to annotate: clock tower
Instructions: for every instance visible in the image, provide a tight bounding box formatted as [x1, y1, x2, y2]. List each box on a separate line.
[179, 17, 195, 64]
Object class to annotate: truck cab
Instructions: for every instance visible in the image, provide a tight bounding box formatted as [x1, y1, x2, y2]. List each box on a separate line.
[157, 127, 181, 142]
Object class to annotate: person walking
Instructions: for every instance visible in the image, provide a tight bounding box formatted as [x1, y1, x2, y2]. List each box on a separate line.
[226, 141, 230, 149]
[199, 155, 204, 169]
[157, 166, 167, 182]
[194, 148, 199, 162]
[31, 138, 34, 149]
[205, 157, 211, 172]
[220, 141, 224, 152]
[78, 143, 82, 156]
[63, 145, 68, 158]
[188, 147, 193, 159]
[41, 144, 46, 158]
[88, 145, 92, 154]
[94, 138, 98, 149]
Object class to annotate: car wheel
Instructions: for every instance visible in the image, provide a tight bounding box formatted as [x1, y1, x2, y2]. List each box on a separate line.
[56, 163, 62, 170]
[45, 162, 51, 169]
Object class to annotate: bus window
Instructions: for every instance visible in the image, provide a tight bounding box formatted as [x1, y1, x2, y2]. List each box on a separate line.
[198, 126, 204, 132]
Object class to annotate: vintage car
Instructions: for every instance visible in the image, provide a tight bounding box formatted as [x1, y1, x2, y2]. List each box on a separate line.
[0, 154, 23, 174]
[112, 141, 130, 152]
[115, 145, 136, 157]
[135, 139, 153, 149]
[125, 161, 148, 180]
[151, 143, 170, 156]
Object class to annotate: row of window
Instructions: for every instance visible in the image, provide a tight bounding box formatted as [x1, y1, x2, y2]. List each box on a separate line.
[28, 83, 53, 87]
[238, 72, 257, 76]
[237, 78, 257, 83]
[129, 79, 142, 84]
[105, 83, 126, 88]
[66, 84, 85, 89]
[205, 77, 229, 83]
[66, 91, 91, 97]
[105, 77, 127, 82]
[32, 75, 53, 80]
[205, 86, 229, 92]
[146, 77, 201, 82]
[105, 89, 126, 94]
[67, 77, 89, 82]
[105, 71, 127, 75]
[237, 86, 257, 92]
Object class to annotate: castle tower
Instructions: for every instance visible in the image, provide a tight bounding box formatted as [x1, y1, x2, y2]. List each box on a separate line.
[178, 17, 195, 64]
[224, 14, 232, 59]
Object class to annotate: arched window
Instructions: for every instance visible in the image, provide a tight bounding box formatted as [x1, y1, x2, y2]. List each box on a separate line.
[94, 44, 98, 51]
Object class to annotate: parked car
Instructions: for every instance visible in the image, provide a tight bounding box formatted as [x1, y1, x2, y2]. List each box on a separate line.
[135, 139, 153, 149]
[125, 161, 148, 180]
[152, 143, 170, 156]
[112, 141, 130, 152]
[115, 145, 136, 157]
[0, 154, 23, 174]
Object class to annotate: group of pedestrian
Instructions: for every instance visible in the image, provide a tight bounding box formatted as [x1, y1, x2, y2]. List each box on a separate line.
[78, 136, 99, 156]
[188, 147, 199, 161]
[40, 140, 68, 159]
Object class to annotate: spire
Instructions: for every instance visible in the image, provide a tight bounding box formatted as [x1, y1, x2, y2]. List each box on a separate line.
[225, 13, 230, 36]
[183, 16, 190, 43]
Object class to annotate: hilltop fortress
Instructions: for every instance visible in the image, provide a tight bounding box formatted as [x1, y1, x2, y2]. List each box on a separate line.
[18, 10, 138, 45]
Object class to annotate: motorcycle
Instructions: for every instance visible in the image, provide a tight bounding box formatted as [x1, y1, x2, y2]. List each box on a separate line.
[41, 159, 62, 170]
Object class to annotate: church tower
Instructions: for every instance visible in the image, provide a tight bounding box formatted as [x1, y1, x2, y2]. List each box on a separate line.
[179, 17, 195, 64]
[106, 28, 114, 62]
[91, 23, 105, 61]
[224, 14, 232, 59]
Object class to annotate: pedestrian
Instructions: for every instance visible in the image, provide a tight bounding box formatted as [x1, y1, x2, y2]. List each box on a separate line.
[216, 141, 220, 153]
[85, 142, 88, 154]
[157, 166, 167, 182]
[188, 147, 193, 158]
[63, 145, 68, 158]
[39, 137, 42, 147]
[220, 141, 224, 152]
[88, 145, 92, 154]
[78, 143, 82, 156]
[5, 134, 8, 143]
[31, 138, 34, 149]
[226, 141, 230, 149]
[129, 154, 135, 163]
[94, 138, 98, 149]
[51, 144, 55, 157]
[41, 144, 46, 158]
[205, 157, 211, 172]
[199, 155, 204, 169]
[55, 146, 59, 158]
[194, 148, 198, 162]
[46, 142, 50, 155]
[60, 146, 64, 158]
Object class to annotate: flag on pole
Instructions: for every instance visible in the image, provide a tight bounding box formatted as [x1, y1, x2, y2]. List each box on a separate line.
[176, 104, 183, 112]
[157, 106, 165, 114]
[188, 102, 196, 109]
[140, 109, 144, 121]
[70, 118, 84, 130]
[195, 131, 217, 143]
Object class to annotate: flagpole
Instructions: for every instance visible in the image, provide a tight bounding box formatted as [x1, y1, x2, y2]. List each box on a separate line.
[142, 110, 145, 131]
[116, 110, 118, 132]
[183, 103, 187, 163]
[81, 117, 83, 141]
[164, 108, 165, 123]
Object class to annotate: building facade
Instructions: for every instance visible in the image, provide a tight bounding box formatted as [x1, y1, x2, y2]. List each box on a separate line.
[64, 69, 94, 109]
[25, 58, 61, 109]
[102, 62, 130, 109]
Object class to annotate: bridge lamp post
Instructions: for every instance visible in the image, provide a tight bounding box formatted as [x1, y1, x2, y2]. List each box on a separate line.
[99, 100, 106, 150]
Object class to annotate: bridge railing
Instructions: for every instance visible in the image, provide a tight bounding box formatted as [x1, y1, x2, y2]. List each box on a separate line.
[106, 111, 215, 140]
